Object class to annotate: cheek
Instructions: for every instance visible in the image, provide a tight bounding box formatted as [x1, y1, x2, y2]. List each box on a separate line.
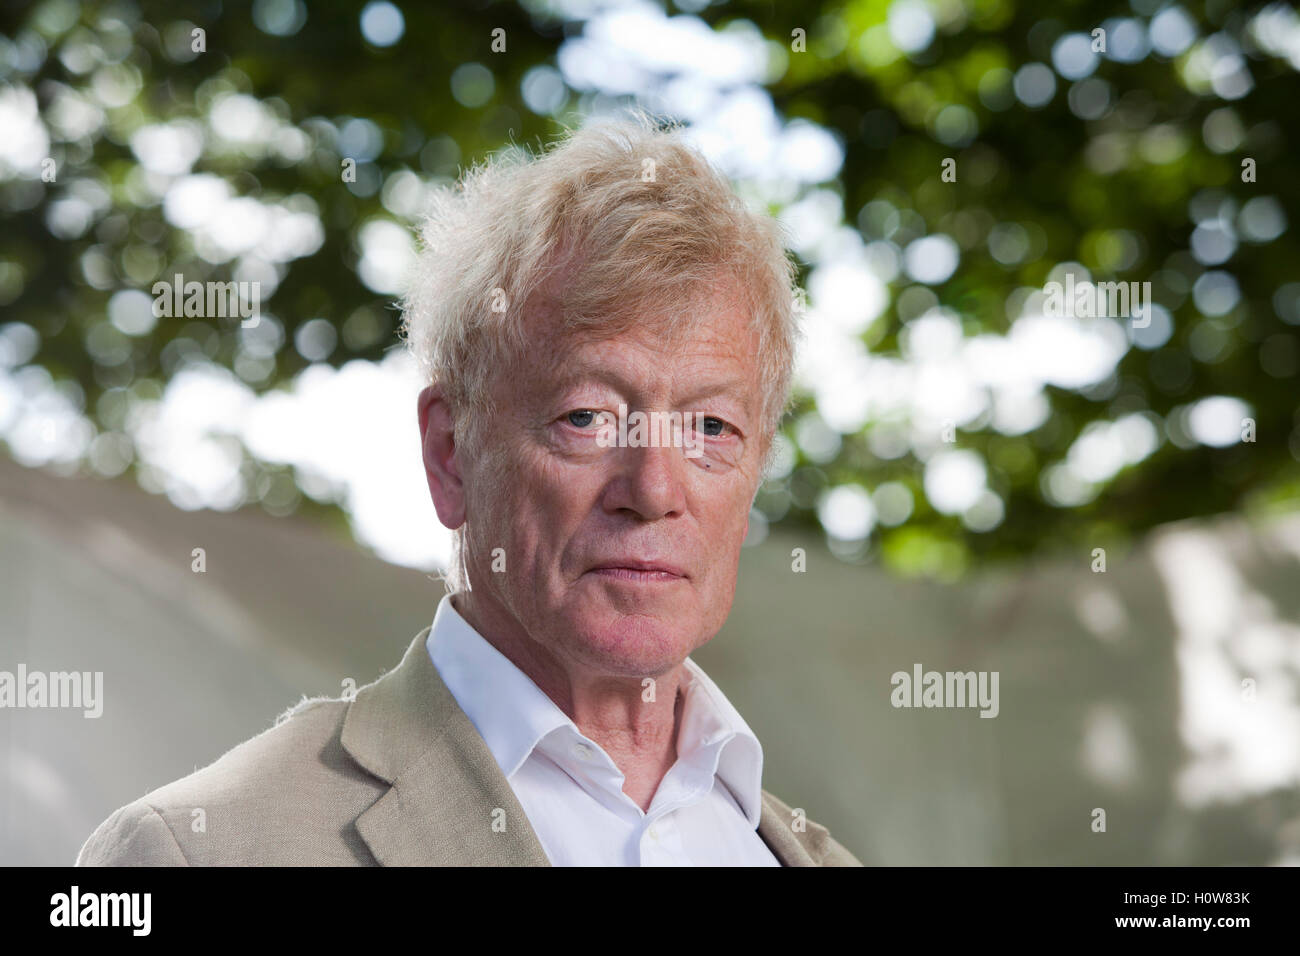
[690, 487, 751, 592]
[487, 448, 601, 568]
[529, 453, 596, 522]
[464, 445, 539, 565]
[704, 481, 756, 543]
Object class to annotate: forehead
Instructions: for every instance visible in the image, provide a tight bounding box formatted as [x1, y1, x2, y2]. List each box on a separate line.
[521, 290, 762, 400]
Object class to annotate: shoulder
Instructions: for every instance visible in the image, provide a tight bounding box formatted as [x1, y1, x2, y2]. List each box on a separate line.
[761, 789, 865, 867]
[76, 695, 380, 866]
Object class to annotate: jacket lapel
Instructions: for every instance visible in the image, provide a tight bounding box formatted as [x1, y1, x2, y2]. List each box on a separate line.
[756, 791, 827, 867]
[342, 628, 551, 866]
[342, 627, 824, 866]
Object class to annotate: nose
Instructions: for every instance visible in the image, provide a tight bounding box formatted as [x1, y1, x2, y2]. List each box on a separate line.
[600, 440, 688, 521]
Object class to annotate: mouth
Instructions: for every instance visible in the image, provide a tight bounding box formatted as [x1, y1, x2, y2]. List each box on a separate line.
[585, 559, 688, 583]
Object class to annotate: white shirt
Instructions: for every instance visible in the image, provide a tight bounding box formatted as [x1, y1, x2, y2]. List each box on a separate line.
[425, 594, 780, 866]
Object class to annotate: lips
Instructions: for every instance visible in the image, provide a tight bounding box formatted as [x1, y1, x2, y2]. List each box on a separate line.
[586, 558, 688, 579]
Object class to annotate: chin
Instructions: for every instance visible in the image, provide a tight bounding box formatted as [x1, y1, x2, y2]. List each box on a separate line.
[565, 606, 699, 677]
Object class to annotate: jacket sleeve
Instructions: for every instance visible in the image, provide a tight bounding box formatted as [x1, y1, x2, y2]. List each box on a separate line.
[76, 801, 190, 866]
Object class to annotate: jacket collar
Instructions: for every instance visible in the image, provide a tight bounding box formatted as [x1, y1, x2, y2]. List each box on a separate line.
[341, 627, 829, 866]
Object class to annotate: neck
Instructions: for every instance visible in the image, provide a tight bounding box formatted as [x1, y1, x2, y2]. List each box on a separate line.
[450, 589, 686, 812]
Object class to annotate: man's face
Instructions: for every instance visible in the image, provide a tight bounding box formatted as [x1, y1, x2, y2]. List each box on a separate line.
[460, 291, 768, 679]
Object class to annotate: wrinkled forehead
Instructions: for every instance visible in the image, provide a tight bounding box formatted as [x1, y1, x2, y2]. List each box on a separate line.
[503, 282, 763, 404]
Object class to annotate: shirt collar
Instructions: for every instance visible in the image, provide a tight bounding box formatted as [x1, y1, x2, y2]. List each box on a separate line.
[674, 657, 766, 825]
[425, 592, 766, 826]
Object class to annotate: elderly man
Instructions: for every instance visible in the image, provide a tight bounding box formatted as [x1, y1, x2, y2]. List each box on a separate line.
[76, 114, 861, 867]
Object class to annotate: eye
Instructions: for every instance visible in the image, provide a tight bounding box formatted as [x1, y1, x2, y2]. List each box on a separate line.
[700, 416, 730, 437]
[566, 410, 598, 428]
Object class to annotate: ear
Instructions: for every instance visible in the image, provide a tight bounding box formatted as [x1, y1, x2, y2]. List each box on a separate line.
[418, 384, 467, 530]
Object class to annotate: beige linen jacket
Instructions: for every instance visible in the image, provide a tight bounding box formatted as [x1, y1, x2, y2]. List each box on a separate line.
[77, 629, 862, 866]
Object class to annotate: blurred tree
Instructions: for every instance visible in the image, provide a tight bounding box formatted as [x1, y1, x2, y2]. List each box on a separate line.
[708, 0, 1300, 576]
[1, 0, 1297, 575]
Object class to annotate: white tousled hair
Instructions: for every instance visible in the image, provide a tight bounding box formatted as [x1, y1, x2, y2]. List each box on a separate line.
[399, 109, 803, 594]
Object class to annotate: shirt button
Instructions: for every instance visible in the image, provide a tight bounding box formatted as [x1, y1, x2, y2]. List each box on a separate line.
[647, 824, 660, 841]
[573, 743, 592, 760]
